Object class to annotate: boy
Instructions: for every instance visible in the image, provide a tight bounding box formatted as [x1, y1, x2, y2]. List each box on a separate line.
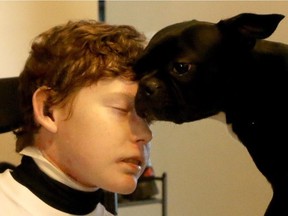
[0, 20, 152, 215]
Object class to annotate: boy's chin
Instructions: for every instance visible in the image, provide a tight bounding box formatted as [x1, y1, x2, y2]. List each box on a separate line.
[112, 176, 138, 195]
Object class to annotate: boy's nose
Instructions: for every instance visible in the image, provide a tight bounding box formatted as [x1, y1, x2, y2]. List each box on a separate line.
[132, 114, 152, 145]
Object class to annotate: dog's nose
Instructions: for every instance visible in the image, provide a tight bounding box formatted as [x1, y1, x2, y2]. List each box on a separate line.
[141, 78, 162, 97]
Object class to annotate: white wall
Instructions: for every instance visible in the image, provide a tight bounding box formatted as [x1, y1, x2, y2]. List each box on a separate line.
[106, 1, 288, 216]
[0, 1, 98, 163]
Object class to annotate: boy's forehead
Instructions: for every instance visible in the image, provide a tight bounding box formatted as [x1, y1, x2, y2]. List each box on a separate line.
[77, 77, 138, 101]
[96, 77, 138, 91]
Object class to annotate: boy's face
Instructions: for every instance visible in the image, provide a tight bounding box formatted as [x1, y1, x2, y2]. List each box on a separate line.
[41, 77, 152, 194]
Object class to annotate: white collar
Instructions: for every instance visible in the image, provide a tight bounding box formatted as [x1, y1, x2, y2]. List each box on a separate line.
[20, 146, 99, 192]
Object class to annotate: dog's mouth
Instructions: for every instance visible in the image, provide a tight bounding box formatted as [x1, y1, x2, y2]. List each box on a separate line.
[135, 92, 219, 125]
[135, 96, 167, 123]
[134, 97, 159, 124]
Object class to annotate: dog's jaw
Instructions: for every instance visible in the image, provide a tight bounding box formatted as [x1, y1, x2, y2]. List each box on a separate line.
[135, 86, 220, 124]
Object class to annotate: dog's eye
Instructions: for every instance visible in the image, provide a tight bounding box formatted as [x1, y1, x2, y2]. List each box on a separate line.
[172, 63, 194, 75]
[170, 63, 196, 82]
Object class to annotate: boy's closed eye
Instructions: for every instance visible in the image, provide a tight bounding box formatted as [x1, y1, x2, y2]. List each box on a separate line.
[111, 106, 130, 114]
[103, 93, 135, 115]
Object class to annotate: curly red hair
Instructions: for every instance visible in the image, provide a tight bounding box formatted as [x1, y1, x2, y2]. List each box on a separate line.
[15, 20, 146, 151]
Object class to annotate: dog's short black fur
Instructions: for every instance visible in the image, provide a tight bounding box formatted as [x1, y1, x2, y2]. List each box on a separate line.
[134, 13, 288, 215]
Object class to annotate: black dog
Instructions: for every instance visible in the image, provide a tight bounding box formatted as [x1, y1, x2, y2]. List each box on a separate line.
[134, 13, 288, 216]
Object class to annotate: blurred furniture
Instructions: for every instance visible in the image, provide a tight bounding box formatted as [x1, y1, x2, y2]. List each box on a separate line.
[118, 172, 167, 216]
[0, 77, 22, 133]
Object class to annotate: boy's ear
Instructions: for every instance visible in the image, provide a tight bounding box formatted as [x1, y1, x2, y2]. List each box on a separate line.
[32, 87, 57, 133]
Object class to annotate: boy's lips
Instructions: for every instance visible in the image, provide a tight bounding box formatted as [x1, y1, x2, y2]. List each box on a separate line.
[120, 156, 145, 174]
[122, 157, 143, 167]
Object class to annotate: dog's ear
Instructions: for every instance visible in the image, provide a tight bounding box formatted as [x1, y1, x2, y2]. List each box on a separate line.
[217, 13, 284, 39]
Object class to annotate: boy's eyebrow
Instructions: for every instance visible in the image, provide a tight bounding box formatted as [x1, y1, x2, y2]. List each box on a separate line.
[104, 92, 136, 105]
